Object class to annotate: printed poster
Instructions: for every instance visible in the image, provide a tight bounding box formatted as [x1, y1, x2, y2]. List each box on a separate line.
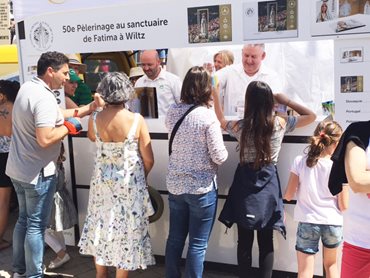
[0, 0, 9, 44]
[242, 0, 298, 41]
[334, 38, 370, 128]
[187, 4, 232, 44]
[312, 0, 370, 37]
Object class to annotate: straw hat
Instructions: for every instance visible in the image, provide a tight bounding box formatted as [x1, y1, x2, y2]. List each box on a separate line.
[65, 53, 87, 74]
[129, 67, 145, 79]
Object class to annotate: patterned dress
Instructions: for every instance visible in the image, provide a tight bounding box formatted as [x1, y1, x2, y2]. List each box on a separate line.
[0, 136, 11, 153]
[79, 112, 155, 270]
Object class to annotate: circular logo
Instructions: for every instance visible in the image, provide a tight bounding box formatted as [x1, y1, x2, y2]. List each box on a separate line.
[289, 0, 296, 8]
[221, 6, 230, 16]
[29, 21, 53, 51]
[245, 7, 254, 17]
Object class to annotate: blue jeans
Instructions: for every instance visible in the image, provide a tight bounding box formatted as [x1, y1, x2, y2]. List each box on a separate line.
[295, 222, 343, 254]
[165, 189, 217, 278]
[12, 173, 57, 277]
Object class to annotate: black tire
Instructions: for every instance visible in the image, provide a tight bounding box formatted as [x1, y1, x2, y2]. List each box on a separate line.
[148, 185, 164, 223]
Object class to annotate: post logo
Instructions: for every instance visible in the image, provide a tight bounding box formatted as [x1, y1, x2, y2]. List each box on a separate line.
[29, 21, 53, 51]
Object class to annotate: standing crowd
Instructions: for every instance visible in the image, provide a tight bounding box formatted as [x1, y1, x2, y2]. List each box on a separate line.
[0, 44, 369, 278]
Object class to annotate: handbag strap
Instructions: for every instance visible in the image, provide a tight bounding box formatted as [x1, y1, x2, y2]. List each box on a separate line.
[169, 105, 199, 155]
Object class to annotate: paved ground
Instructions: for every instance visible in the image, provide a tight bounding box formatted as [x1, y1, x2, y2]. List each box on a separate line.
[0, 211, 237, 278]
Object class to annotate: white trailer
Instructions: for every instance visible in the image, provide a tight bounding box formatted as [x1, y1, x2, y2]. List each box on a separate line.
[12, 0, 370, 276]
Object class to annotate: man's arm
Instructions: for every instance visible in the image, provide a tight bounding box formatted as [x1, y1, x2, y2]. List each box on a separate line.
[62, 102, 94, 118]
[62, 93, 104, 118]
[172, 76, 182, 104]
[36, 125, 69, 148]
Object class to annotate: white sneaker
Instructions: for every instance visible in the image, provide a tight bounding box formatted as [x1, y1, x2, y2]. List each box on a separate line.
[48, 253, 70, 269]
[13, 273, 26, 278]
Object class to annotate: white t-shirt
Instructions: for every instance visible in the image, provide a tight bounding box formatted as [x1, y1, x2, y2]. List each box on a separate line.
[291, 155, 342, 225]
[215, 63, 282, 117]
[135, 69, 182, 117]
[343, 142, 370, 248]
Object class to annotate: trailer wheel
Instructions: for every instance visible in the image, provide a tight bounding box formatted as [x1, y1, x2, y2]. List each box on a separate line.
[148, 185, 164, 223]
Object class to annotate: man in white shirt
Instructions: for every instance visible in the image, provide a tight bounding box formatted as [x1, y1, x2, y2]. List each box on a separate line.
[215, 44, 282, 117]
[135, 50, 182, 117]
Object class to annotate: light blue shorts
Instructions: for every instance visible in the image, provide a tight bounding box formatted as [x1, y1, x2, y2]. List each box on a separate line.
[295, 222, 343, 254]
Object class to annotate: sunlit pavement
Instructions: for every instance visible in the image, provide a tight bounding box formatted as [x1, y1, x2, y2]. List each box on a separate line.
[0, 211, 237, 278]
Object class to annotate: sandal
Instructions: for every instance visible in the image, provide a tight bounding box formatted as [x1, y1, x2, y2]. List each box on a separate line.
[48, 253, 70, 269]
[0, 239, 11, 250]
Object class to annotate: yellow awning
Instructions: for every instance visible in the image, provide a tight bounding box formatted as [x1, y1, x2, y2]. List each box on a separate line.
[0, 45, 18, 63]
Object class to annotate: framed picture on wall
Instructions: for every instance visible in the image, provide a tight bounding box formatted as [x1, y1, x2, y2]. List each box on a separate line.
[312, 0, 370, 36]
[242, 0, 298, 40]
[187, 4, 232, 44]
[315, 0, 337, 23]
[340, 47, 364, 63]
[340, 75, 364, 93]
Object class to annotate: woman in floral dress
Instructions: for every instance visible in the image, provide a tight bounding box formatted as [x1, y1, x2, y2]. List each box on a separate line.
[79, 72, 155, 278]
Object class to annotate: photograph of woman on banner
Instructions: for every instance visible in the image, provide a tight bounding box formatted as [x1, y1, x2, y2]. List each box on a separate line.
[268, 4, 276, 27]
[316, 2, 334, 22]
[199, 11, 208, 38]
[339, 0, 351, 17]
[365, 0, 370, 14]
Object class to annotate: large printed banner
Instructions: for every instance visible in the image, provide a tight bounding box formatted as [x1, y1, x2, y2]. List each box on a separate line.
[12, 0, 132, 21]
[243, 0, 298, 40]
[334, 38, 370, 129]
[0, 0, 9, 44]
[20, 1, 237, 81]
[21, 1, 185, 55]
[311, 0, 370, 37]
[20, 0, 240, 56]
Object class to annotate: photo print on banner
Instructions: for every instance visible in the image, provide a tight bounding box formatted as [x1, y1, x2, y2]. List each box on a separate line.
[340, 46, 364, 63]
[187, 4, 232, 44]
[242, 0, 298, 40]
[340, 75, 364, 93]
[312, 0, 370, 36]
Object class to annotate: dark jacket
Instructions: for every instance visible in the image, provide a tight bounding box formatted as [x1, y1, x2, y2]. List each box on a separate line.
[218, 163, 286, 238]
[329, 121, 370, 195]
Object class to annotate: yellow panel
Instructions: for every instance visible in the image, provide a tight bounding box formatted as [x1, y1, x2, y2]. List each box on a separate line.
[0, 64, 18, 76]
[0, 45, 18, 63]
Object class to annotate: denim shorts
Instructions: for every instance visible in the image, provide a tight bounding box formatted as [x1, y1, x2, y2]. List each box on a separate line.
[295, 222, 343, 254]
